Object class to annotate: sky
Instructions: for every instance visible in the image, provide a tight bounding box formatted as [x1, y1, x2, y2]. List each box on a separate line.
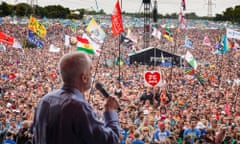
[3, 0, 240, 16]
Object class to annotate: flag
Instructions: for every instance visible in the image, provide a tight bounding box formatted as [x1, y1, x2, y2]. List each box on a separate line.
[76, 36, 95, 54]
[194, 73, 205, 84]
[81, 33, 101, 56]
[64, 35, 70, 46]
[163, 28, 173, 42]
[184, 36, 193, 48]
[181, 0, 186, 11]
[8, 73, 16, 80]
[76, 34, 101, 55]
[86, 18, 106, 42]
[27, 29, 44, 48]
[152, 27, 161, 40]
[185, 67, 195, 75]
[28, 16, 47, 38]
[222, 34, 230, 53]
[161, 52, 165, 63]
[49, 44, 60, 52]
[120, 34, 133, 46]
[12, 40, 22, 49]
[0, 43, 6, 52]
[126, 28, 138, 43]
[71, 23, 77, 33]
[0, 31, 14, 45]
[115, 57, 124, 66]
[111, 0, 124, 36]
[179, 11, 186, 28]
[185, 51, 197, 70]
[203, 36, 211, 46]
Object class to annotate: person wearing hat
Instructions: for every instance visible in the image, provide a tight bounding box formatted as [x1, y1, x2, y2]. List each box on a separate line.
[153, 122, 170, 143]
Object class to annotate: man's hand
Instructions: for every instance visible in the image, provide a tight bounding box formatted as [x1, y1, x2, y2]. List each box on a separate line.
[105, 96, 120, 111]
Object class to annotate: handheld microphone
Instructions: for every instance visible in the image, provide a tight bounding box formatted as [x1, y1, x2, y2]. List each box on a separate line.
[95, 82, 121, 112]
[95, 82, 109, 98]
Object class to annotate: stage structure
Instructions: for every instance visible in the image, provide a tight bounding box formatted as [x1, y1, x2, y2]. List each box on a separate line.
[128, 47, 183, 67]
[142, 0, 151, 49]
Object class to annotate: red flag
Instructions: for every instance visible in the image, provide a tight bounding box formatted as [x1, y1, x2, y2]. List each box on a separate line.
[181, 0, 186, 11]
[8, 73, 16, 80]
[0, 31, 14, 45]
[111, 0, 124, 36]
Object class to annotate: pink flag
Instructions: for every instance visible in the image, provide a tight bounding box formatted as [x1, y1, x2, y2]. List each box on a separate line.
[203, 36, 212, 46]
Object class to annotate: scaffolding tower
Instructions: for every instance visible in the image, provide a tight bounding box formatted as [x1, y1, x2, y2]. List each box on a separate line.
[143, 0, 151, 48]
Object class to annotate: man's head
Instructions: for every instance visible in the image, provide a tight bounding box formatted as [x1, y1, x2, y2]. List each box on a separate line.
[158, 122, 165, 131]
[59, 52, 92, 92]
[190, 115, 198, 129]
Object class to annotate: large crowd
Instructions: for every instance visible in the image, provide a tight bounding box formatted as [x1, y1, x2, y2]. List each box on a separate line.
[0, 18, 240, 144]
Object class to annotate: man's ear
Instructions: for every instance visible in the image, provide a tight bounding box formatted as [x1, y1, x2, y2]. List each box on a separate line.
[81, 73, 88, 83]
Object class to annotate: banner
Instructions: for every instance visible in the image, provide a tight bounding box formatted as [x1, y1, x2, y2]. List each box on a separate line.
[0, 31, 14, 45]
[144, 71, 162, 87]
[27, 30, 44, 48]
[227, 28, 240, 40]
[28, 16, 47, 38]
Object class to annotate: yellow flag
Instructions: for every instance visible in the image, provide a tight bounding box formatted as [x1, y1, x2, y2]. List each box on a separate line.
[86, 18, 106, 42]
[28, 16, 47, 38]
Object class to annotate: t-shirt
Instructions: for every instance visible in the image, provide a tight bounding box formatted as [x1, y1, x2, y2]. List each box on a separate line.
[183, 128, 201, 144]
[132, 139, 144, 144]
[3, 139, 16, 144]
[153, 129, 170, 142]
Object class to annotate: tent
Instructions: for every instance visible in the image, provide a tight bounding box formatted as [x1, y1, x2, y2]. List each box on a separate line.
[128, 47, 182, 66]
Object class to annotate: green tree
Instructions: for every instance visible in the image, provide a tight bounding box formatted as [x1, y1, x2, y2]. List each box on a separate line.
[44, 5, 70, 18]
[185, 12, 198, 19]
[0, 2, 12, 16]
[15, 3, 32, 16]
[35, 5, 47, 18]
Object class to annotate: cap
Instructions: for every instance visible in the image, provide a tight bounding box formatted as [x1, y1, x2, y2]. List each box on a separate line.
[158, 122, 165, 127]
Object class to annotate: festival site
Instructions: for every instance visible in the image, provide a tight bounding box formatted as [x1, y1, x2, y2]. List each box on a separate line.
[0, 0, 240, 143]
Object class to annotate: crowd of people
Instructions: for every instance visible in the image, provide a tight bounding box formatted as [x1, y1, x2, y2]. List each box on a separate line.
[0, 18, 240, 144]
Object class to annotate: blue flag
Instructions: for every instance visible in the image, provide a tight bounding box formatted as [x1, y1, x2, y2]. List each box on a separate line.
[27, 29, 44, 48]
[184, 37, 193, 49]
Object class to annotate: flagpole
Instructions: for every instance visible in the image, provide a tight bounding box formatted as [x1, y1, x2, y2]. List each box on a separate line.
[118, 0, 122, 84]
[88, 42, 105, 103]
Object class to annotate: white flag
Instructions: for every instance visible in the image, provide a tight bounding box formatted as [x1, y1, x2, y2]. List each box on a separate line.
[152, 27, 161, 40]
[0, 43, 6, 52]
[227, 28, 240, 40]
[185, 51, 197, 70]
[49, 44, 60, 53]
[12, 40, 22, 49]
[64, 35, 70, 46]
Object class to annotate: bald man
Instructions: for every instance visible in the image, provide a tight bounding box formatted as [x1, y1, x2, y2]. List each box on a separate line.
[33, 52, 120, 144]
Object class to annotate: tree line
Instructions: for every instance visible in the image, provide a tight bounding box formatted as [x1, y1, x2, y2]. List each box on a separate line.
[0, 2, 239, 24]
